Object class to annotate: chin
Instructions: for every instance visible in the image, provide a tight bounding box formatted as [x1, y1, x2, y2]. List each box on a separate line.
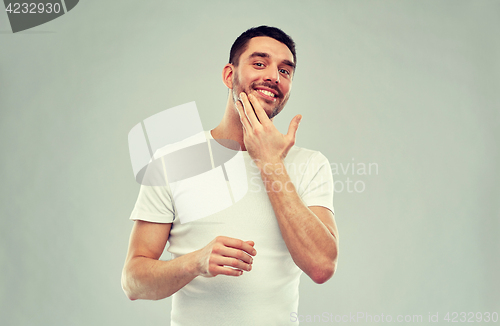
[268, 107, 283, 119]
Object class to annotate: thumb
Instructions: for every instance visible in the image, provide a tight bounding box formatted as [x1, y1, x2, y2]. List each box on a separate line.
[287, 114, 302, 140]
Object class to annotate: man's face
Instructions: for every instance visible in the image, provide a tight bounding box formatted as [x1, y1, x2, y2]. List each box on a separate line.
[231, 36, 295, 119]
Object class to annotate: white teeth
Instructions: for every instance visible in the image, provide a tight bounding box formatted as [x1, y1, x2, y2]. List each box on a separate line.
[257, 89, 275, 97]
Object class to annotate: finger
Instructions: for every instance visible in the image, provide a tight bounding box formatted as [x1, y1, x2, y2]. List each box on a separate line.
[216, 246, 253, 264]
[236, 100, 252, 133]
[240, 92, 261, 128]
[219, 236, 257, 256]
[248, 93, 270, 125]
[213, 256, 252, 271]
[245, 240, 255, 247]
[287, 114, 302, 141]
[209, 264, 243, 277]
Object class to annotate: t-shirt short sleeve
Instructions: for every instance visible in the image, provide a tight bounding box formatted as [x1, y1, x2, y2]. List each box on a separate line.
[130, 183, 176, 223]
[299, 151, 334, 214]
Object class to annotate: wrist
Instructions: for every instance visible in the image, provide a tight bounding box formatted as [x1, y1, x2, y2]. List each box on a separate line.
[256, 159, 285, 175]
[186, 249, 205, 277]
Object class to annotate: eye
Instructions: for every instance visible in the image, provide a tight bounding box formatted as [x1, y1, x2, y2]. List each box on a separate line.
[279, 69, 290, 75]
[254, 62, 265, 68]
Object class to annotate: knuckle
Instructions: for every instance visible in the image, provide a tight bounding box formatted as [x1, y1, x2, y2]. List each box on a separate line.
[211, 245, 220, 254]
[208, 250, 217, 264]
[208, 265, 217, 275]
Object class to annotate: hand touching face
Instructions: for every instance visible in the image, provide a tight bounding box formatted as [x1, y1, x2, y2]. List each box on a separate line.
[236, 92, 301, 167]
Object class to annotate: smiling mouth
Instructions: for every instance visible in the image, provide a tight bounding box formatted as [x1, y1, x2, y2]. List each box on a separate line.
[255, 89, 278, 101]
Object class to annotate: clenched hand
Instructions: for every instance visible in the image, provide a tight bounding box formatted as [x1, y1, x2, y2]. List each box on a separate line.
[196, 236, 257, 277]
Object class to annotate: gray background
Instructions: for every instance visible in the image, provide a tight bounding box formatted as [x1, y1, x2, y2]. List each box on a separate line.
[1, 0, 498, 325]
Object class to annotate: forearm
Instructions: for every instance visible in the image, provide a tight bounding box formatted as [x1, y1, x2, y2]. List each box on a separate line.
[122, 250, 201, 300]
[261, 162, 338, 282]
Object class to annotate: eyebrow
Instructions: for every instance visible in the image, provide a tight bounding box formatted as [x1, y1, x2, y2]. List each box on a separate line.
[248, 52, 296, 70]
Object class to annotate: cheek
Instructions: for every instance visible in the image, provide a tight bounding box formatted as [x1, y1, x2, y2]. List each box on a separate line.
[282, 84, 292, 97]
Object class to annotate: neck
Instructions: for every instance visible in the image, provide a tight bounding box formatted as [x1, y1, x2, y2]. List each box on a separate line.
[211, 94, 247, 151]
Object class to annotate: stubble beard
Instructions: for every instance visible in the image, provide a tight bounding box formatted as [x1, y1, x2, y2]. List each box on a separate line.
[231, 71, 287, 119]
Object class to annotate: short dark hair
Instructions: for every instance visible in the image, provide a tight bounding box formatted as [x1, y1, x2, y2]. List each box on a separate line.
[229, 26, 296, 68]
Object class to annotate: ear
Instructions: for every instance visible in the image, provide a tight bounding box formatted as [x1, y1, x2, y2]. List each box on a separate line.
[222, 63, 235, 89]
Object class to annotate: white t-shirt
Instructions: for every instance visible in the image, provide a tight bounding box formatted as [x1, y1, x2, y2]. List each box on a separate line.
[130, 130, 334, 326]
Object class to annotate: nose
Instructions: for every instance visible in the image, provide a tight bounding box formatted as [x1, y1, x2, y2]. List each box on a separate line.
[264, 66, 280, 84]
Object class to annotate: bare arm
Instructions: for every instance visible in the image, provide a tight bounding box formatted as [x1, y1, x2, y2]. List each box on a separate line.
[121, 220, 256, 300]
[260, 166, 339, 284]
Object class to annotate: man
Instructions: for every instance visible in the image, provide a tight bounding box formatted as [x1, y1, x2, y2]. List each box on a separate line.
[122, 26, 339, 325]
